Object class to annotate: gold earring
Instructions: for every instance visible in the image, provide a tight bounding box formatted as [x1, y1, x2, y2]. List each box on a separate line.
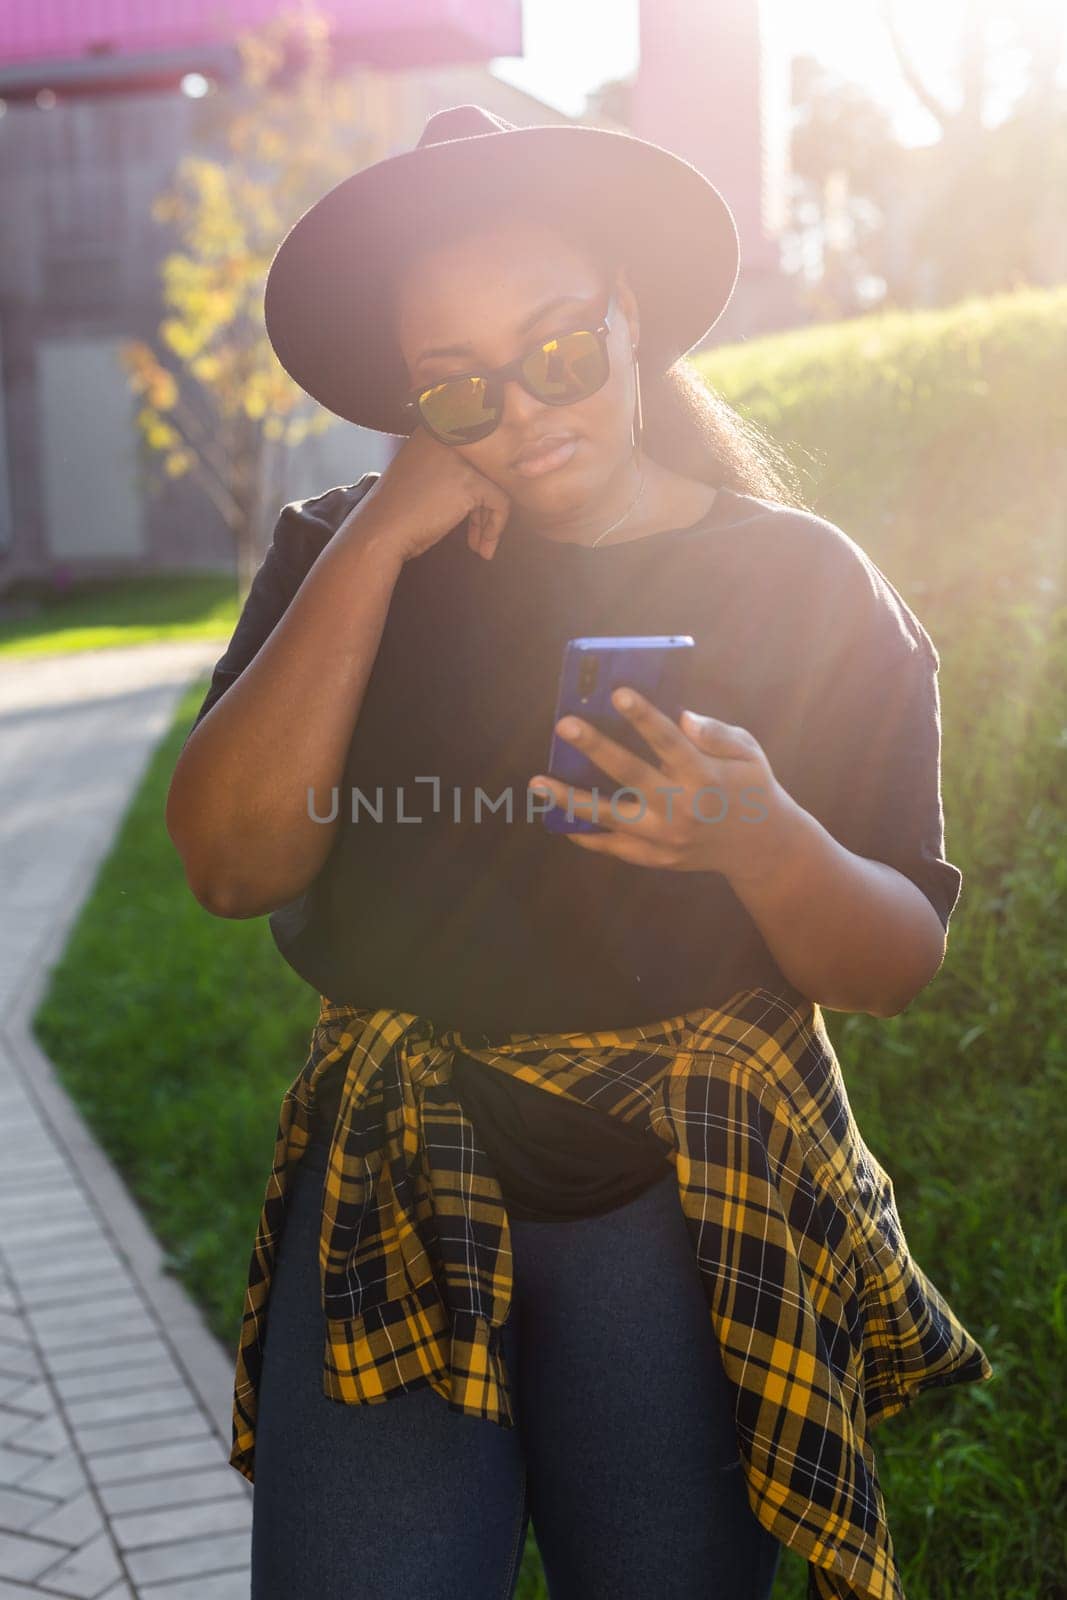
[631, 351, 643, 457]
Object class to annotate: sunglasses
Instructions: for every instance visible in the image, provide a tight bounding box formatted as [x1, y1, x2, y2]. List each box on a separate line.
[402, 288, 618, 447]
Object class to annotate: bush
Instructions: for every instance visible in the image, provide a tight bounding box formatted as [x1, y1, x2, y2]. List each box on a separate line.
[700, 284, 1067, 1596]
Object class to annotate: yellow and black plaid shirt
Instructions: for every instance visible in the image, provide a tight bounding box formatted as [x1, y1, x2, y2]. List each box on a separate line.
[230, 985, 993, 1600]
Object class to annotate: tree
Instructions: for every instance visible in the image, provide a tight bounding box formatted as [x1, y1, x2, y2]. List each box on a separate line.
[784, 55, 902, 319]
[877, 0, 1067, 303]
[120, 0, 388, 596]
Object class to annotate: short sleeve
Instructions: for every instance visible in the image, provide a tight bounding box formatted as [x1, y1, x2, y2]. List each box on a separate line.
[772, 520, 963, 933]
[184, 473, 381, 743]
[790, 625, 963, 932]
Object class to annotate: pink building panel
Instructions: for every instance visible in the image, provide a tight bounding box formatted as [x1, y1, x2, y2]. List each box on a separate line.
[631, 0, 788, 275]
[0, 0, 520, 71]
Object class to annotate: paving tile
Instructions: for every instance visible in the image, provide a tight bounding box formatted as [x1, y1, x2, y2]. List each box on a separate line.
[27, 1302, 147, 1340]
[0, 1528, 74, 1585]
[140, 1572, 248, 1600]
[96, 1469, 246, 1519]
[0, 1417, 39, 1452]
[83, 1438, 228, 1489]
[111, 1496, 250, 1554]
[14, 1458, 87, 1501]
[0, 1448, 54, 1487]
[0, 1230, 93, 1260]
[20, 1492, 103, 1549]
[43, 1341, 170, 1380]
[0, 1349, 43, 1383]
[124, 1529, 250, 1587]
[17, 1281, 133, 1317]
[77, 1411, 211, 1459]
[2, 1238, 108, 1272]
[35, 1284, 134, 1315]
[1, 1226, 100, 1253]
[0, 1346, 34, 1374]
[0, 1161, 69, 1181]
[0, 1177, 75, 1203]
[31, 1320, 159, 1358]
[0, 1194, 89, 1216]
[2, 1256, 115, 1288]
[0, 1182, 88, 1202]
[3, 1232, 114, 1261]
[0, 1416, 69, 1460]
[0, 1488, 61, 1538]
[0, 1385, 52, 1420]
[51, 1361, 174, 1406]
[0, 1201, 89, 1223]
[29, 1528, 123, 1597]
[4, 1258, 123, 1294]
[0, 1181, 74, 1206]
[1, 1204, 99, 1229]
[64, 1387, 194, 1431]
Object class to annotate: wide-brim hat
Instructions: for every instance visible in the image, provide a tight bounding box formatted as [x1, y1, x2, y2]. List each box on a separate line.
[263, 103, 740, 437]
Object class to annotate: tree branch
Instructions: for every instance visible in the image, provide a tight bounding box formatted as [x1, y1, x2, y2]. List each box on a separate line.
[156, 404, 244, 529]
[877, 0, 954, 131]
[168, 388, 245, 498]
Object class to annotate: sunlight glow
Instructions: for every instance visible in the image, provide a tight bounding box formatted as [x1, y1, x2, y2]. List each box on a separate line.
[492, 0, 1067, 147]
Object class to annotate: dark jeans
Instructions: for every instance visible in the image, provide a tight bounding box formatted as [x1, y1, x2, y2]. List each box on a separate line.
[250, 1137, 784, 1600]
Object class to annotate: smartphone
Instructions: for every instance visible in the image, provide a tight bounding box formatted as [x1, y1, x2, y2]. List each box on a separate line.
[540, 635, 695, 834]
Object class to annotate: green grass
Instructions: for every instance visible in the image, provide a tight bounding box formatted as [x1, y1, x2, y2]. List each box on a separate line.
[34, 283, 1067, 1596]
[0, 571, 237, 656]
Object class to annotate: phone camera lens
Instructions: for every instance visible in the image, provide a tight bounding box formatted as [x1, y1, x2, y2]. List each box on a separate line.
[578, 654, 598, 700]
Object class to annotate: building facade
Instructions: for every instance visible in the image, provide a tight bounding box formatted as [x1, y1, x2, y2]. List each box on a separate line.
[0, 0, 792, 589]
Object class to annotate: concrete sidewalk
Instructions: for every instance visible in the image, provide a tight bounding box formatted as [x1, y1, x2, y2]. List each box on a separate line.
[0, 640, 254, 1600]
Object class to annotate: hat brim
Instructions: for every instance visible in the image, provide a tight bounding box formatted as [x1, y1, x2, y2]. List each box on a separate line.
[263, 122, 741, 436]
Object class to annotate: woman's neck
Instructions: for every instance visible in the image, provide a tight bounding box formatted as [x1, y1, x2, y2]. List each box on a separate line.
[510, 459, 717, 549]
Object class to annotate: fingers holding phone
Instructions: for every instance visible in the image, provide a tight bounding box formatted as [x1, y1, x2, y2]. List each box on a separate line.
[541, 637, 695, 836]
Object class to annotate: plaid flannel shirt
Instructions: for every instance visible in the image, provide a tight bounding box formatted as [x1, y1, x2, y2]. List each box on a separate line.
[229, 985, 993, 1600]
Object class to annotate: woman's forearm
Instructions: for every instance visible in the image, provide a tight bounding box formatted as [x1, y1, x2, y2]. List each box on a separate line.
[166, 502, 405, 918]
[728, 789, 948, 1017]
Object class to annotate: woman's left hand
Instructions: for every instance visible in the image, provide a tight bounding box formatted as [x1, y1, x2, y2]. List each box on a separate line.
[528, 686, 798, 884]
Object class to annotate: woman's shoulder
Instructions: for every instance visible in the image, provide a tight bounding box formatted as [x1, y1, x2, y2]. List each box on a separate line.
[275, 470, 382, 549]
[712, 488, 938, 667]
[256, 472, 385, 595]
[713, 486, 885, 578]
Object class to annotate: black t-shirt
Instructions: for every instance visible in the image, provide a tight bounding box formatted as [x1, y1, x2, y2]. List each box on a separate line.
[187, 473, 962, 1219]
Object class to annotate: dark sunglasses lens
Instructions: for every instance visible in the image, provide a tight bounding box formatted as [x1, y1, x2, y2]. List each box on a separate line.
[418, 376, 500, 445]
[523, 328, 609, 403]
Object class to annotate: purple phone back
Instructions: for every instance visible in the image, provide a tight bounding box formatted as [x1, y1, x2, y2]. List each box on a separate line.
[541, 635, 694, 834]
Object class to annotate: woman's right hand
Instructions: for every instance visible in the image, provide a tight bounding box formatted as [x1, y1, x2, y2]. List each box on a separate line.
[347, 427, 514, 564]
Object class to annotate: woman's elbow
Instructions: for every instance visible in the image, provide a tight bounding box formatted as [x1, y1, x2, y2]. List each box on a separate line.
[186, 875, 248, 920]
[165, 798, 240, 918]
[170, 830, 314, 919]
[877, 921, 949, 1016]
[170, 838, 244, 919]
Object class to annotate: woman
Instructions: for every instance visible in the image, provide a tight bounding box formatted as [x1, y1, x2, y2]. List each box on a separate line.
[167, 107, 993, 1600]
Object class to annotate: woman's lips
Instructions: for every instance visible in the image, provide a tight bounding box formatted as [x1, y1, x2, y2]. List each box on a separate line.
[512, 436, 579, 478]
